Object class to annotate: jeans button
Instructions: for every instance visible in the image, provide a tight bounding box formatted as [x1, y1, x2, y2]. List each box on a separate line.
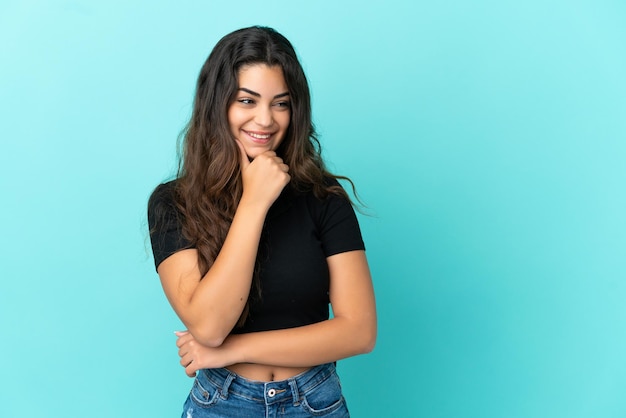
[267, 388, 276, 397]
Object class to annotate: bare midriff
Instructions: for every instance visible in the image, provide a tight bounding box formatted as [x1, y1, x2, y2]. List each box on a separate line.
[226, 363, 311, 382]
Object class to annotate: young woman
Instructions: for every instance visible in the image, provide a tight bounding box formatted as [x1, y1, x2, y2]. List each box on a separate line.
[148, 26, 376, 417]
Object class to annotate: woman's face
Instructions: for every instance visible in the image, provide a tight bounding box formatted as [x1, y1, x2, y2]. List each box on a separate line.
[228, 64, 291, 160]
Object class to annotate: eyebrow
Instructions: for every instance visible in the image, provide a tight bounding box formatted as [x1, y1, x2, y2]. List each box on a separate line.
[238, 88, 290, 99]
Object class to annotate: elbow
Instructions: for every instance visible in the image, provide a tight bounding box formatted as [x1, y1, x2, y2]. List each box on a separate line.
[182, 306, 238, 347]
[199, 335, 226, 348]
[363, 337, 376, 354]
[360, 329, 377, 354]
[354, 322, 377, 355]
[188, 324, 229, 348]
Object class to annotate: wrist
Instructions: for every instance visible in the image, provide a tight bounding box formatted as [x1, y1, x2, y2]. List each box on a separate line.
[223, 334, 247, 365]
[237, 196, 271, 217]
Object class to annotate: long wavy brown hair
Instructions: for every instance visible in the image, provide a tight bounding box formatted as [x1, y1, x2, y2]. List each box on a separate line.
[170, 26, 354, 326]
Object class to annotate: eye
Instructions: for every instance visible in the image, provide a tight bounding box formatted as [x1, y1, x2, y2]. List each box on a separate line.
[237, 98, 254, 105]
[274, 101, 291, 109]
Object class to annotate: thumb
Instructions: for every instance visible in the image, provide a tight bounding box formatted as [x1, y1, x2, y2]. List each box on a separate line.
[235, 140, 251, 170]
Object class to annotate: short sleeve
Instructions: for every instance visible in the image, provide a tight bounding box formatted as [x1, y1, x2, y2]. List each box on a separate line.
[147, 181, 194, 270]
[310, 179, 365, 257]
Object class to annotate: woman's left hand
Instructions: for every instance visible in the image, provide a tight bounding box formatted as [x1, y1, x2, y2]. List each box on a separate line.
[175, 331, 236, 377]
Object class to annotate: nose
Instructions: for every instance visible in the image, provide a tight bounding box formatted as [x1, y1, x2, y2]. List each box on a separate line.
[254, 105, 273, 128]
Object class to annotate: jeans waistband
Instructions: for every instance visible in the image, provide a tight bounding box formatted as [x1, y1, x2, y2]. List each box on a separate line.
[200, 363, 336, 406]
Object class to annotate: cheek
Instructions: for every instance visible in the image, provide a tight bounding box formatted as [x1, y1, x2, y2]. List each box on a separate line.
[227, 107, 242, 131]
[279, 114, 291, 132]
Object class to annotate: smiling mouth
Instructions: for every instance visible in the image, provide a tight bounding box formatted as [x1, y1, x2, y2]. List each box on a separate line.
[244, 130, 274, 141]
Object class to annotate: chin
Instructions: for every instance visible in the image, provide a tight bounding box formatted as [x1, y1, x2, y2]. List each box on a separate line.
[244, 149, 268, 160]
[243, 148, 262, 159]
[246, 143, 281, 159]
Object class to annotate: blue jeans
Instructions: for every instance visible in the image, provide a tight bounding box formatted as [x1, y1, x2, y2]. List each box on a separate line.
[181, 363, 350, 417]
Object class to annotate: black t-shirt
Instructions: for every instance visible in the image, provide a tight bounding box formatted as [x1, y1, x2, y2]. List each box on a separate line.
[147, 179, 365, 334]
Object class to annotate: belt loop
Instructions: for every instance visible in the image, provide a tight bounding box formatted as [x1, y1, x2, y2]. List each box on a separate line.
[220, 372, 236, 400]
[288, 378, 300, 406]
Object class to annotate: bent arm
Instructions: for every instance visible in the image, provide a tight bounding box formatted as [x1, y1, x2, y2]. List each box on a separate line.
[233, 250, 376, 366]
[158, 148, 290, 347]
[158, 201, 268, 347]
[178, 250, 376, 369]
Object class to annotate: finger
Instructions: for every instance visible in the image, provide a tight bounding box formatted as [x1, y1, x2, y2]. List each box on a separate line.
[182, 356, 198, 377]
[186, 366, 197, 378]
[182, 357, 194, 368]
[235, 140, 251, 170]
[268, 155, 288, 169]
[176, 333, 194, 348]
[185, 359, 199, 377]
[174, 330, 189, 348]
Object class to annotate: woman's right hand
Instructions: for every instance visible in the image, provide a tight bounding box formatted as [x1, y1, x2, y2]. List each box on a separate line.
[236, 140, 290, 210]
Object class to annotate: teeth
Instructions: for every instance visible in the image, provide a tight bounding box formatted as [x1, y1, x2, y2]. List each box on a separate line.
[248, 132, 271, 139]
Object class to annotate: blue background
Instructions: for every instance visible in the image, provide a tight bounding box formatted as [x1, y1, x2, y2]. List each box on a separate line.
[1, 1, 625, 417]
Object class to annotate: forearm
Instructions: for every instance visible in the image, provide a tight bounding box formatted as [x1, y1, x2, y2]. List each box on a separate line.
[224, 251, 377, 367]
[225, 316, 377, 368]
[159, 149, 290, 347]
[175, 251, 376, 375]
[184, 201, 268, 344]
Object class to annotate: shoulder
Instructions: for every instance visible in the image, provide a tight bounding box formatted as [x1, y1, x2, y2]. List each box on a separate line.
[148, 180, 177, 210]
[305, 176, 364, 255]
[147, 180, 181, 229]
[305, 175, 351, 207]
[305, 176, 359, 228]
[147, 179, 193, 269]
[322, 175, 340, 187]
